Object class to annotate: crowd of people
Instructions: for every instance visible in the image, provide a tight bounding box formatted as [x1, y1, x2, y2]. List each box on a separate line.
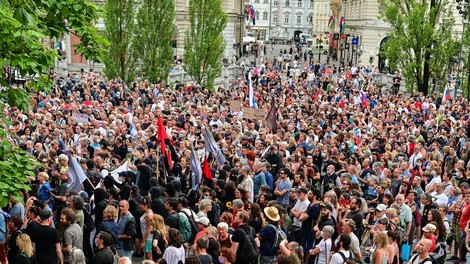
[2, 45, 470, 264]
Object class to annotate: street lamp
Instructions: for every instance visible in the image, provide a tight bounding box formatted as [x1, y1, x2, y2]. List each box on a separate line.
[455, 0, 468, 97]
[318, 39, 323, 62]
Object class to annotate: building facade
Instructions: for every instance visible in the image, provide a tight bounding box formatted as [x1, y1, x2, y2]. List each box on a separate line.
[60, 0, 243, 72]
[247, 0, 315, 41]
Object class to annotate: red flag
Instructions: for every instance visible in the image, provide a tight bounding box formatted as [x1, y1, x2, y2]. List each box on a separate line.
[157, 116, 173, 168]
[202, 157, 213, 182]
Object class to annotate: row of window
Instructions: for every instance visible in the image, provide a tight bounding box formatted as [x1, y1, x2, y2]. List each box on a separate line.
[254, 0, 314, 8]
[266, 14, 314, 25]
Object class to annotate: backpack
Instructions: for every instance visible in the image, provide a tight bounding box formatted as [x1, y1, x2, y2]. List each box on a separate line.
[0, 210, 11, 234]
[180, 211, 198, 243]
[409, 254, 435, 264]
[237, 226, 259, 264]
[338, 250, 353, 262]
[172, 212, 193, 243]
[443, 219, 454, 245]
[82, 208, 95, 233]
[267, 224, 287, 255]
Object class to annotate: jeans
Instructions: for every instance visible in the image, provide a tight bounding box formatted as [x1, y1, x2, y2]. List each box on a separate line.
[117, 249, 133, 261]
[460, 230, 467, 262]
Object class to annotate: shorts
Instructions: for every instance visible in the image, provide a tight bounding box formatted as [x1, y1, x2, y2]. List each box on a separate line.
[144, 240, 153, 253]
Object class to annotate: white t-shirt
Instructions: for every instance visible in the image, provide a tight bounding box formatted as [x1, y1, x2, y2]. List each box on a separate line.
[292, 198, 310, 227]
[330, 250, 351, 264]
[409, 253, 432, 264]
[431, 192, 449, 206]
[315, 238, 332, 264]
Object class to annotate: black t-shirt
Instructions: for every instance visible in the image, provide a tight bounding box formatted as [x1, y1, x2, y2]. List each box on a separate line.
[136, 164, 151, 195]
[30, 225, 61, 264]
[93, 247, 115, 264]
[232, 224, 256, 264]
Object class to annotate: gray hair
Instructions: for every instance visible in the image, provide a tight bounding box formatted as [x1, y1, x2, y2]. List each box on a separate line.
[58, 154, 69, 163]
[232, 199, 244, 209]
[198, 199, 212, 211]
[322, 225, 335, 237]
[217, 222, 229, 232]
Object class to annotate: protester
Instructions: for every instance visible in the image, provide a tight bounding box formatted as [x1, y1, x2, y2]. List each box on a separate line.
[6, 45, 470, 264]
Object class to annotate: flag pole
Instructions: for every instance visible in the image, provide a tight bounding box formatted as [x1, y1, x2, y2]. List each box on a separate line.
[155, 147, 160, 181]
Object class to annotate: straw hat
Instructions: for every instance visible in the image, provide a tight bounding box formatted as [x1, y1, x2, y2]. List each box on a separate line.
[264, 206, 280, 222]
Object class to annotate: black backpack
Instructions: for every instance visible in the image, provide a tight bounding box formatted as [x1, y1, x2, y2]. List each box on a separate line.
[237, 226, 259, 264]
[82, 208, 95, 233]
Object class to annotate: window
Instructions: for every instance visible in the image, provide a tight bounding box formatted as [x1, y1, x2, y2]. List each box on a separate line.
[297, 15, 301, 24]
[298, 0, 302, 7]
[274, 0, 278, 6]
[255, 0, 259, 3]
[285, 15, 290, 24]
[310, 0, 314, 8]
[263, 0, 268, 3]
[286, 0, 290, 6]
[263, 11, 268, 20]
[256, 11, 260, 20]
[308, 14, 313, 25]
[274, 15, 278, 23]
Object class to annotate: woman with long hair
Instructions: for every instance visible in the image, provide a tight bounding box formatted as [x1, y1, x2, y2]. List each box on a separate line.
[0, 242, 7, 264]
[7, 216, 23, 263]
[426, 209, 446, 241]
[372, 232, 388, 264]
[162, 228, 185, 264]
[151, 214, 168, 261]
[15, 233, 34, 264]
[247, 203, 264, 234]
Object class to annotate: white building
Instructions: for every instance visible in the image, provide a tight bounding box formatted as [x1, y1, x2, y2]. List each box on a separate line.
[247, 0, 315, 41]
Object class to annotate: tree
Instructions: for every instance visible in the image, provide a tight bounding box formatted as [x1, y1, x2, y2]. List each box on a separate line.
[0, 0, 108, 207]
[103, 0, 137, 84]
[379, 0, 457, 95]
[135, 0, 175, 82]
[184, 0, 227, 92]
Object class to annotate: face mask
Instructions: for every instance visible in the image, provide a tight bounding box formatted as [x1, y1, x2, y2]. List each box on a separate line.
[426, 165, 431, 171]
[204, 195, 209, 199]
[321, 153, 326, 158]
[128, 148, 132, 152]
[334, 239, 339, 248]
[320, 231, 324, 238]
[218, 257, 225, 264]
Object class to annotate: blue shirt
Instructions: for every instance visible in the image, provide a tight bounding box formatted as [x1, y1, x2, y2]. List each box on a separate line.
[253, 171, 267, 196]
[38, 182, 53, 208]
[265, 171, 274, 191]
[116, 213, 134, 250]
[276, 180, 292, 206]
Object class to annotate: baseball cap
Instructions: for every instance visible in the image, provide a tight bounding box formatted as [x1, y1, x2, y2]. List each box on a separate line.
[376, 204, 387, 212]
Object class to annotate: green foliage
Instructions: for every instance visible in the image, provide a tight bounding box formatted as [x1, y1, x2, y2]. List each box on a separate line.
[0, 0, 108, 207]
[184, 0, 228, 93]
[135, 0, 175, 82]
[379, 0, 457, 95]
[103, 0, 138, 83]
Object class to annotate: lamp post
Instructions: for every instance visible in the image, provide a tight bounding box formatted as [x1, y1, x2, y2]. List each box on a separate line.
[318, 39, 323, 62]
[456, 0, 468, 97]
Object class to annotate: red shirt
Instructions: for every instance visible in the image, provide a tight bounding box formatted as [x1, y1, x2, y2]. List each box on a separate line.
[428, 235, 436, 252]
[460, 204, 470, 231]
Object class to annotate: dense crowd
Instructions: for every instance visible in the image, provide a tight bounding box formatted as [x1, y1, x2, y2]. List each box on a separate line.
[2, 47, 470, 264]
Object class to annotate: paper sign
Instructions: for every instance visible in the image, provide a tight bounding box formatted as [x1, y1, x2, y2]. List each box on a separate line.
[243, 107, 255, 119]
[254, 109, 266, 120]
[73, 112, 89, 124]
[230, 100, 241, 112]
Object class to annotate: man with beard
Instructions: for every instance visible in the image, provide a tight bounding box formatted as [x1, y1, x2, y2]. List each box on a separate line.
[322, 165, 340, 195]
[300, 189, 321, 259]
[60, 208, 83, 263]
[344, 197, 364, 237]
